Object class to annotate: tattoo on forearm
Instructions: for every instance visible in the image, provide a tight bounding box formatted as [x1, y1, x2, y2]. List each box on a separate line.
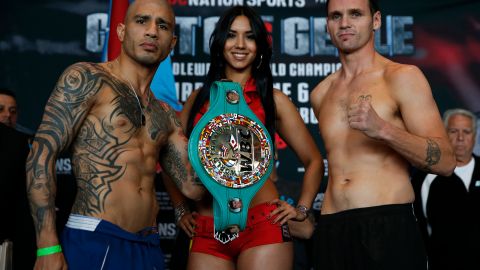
[193, 175, 203, 186]
[26, 152, 56, 235]
[424, 138, 441, 171]
[160, 142, 188, 190]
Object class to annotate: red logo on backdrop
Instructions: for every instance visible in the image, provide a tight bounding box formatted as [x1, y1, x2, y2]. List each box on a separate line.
[169, 0, 187, 6]
[264, 22, 273, 46]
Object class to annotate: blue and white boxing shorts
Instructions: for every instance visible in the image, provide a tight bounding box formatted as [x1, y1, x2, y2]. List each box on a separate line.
[61, 214, 164, 270]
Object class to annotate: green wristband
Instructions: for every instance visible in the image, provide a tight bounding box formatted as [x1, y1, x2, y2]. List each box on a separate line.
[37, 245, 62, 257]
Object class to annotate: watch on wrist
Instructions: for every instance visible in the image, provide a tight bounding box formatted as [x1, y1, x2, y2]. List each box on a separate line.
[174, 203, 190, 224]
[296, 204, 309, 218]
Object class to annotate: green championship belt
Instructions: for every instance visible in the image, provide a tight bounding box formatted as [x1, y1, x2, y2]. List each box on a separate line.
[188, 80, 273, 243]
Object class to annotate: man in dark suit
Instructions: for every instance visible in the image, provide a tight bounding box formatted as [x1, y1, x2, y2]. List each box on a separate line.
[0, 89, 18, 128]
[0, 88, 35, 269]
[412, 108, 480, 270]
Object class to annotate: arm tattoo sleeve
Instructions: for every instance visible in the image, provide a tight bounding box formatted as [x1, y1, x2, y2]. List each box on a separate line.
[26, 63, 101, 237]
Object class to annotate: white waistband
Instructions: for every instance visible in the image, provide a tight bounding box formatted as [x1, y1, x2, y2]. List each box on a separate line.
[65, 214, 102, 232]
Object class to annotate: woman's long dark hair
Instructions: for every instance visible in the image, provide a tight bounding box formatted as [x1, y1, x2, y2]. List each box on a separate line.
[186, 6, 276, 142]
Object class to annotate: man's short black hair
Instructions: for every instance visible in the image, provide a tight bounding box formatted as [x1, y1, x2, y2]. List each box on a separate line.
[325, 0, 380, 16]
[0, 88, 16, 99]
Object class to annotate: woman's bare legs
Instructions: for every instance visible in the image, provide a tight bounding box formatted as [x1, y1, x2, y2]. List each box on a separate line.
[187, 252, 235, 270]
[237, 242, 293, 270]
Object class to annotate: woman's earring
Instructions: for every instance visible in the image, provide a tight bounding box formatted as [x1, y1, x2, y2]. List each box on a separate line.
[256, 55, 263, 69]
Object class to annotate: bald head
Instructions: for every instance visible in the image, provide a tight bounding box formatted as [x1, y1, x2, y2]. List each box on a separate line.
[125, 0, 175, 28]
[117, 0, 177, 67]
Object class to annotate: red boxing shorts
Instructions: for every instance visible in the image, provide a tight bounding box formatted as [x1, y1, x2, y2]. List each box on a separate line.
[190, 202, 292, 261]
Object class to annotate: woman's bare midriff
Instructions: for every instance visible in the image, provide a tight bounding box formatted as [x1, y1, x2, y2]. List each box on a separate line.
[195, 179, 279, 216]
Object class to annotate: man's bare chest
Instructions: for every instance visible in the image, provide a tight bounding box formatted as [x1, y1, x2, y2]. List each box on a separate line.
[82, 90, 176, 147]
[317, 81, 399, 137]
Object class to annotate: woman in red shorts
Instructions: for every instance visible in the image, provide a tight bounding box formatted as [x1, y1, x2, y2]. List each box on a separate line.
[164, 6, 323, 270]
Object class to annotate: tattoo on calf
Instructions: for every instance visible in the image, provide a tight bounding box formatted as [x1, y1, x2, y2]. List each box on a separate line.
[424, 138, 441, 171]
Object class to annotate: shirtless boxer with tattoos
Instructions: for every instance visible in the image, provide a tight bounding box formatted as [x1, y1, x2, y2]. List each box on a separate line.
[26, 1, 204, 269]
